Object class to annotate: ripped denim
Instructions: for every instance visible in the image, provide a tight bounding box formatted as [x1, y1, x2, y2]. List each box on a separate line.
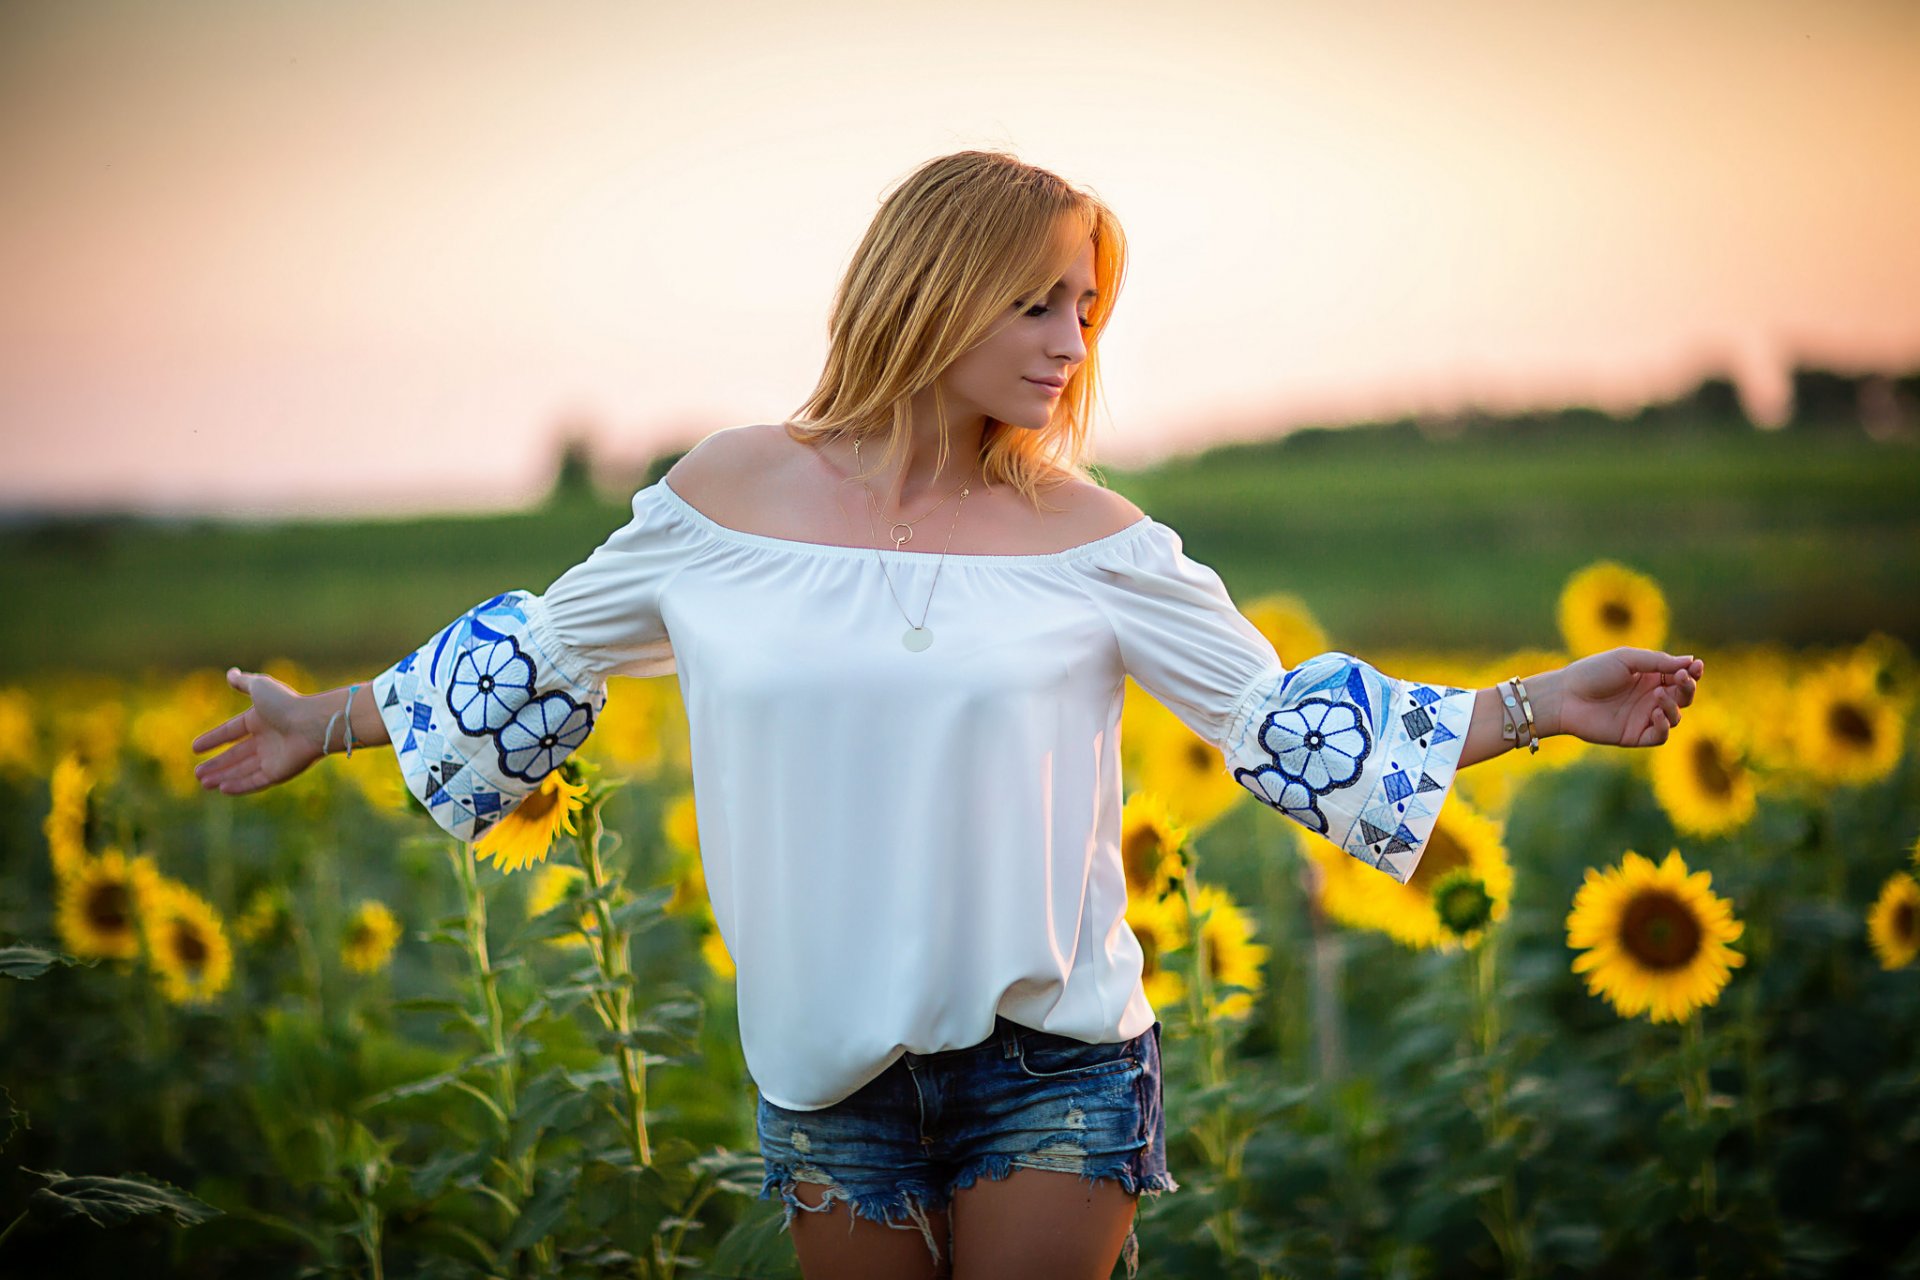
[755, 1015, 1177, 1278]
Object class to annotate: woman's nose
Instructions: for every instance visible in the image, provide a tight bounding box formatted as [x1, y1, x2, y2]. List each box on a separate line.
[1050, 315, 1086, 361]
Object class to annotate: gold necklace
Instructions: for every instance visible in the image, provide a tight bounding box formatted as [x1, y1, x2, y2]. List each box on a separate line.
[851, 437, 974, 652]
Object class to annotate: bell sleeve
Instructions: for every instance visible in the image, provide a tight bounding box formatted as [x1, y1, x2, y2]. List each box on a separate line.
[370, 483, 686, 843]
[1080, 520, 1478, 885]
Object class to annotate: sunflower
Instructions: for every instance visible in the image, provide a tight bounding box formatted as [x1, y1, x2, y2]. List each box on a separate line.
[1432, 868, 1497, 945]
[1649, 701, 1756, 838]
[1867, 871, 1919, 970]
[342, 900, 403, 974]
[1565, 848, 1744, 1023]
[1126, 890, 1189, 1012]
[1701, 645, 1798, 782]
[1122, 678, 1247, 832]
[56, 848, 158, 960]
[142, 879, 234, 1005]
[473, 768, 590, 873]
[43, 752, 93, 880]
[526, 862, 594, 949]
[662, 791, 700, 855]
[1557, 561, 1669, 658]
[1120, 791, 1188, 902]
[232, 885, 286, 945]
[1189, 883, 1269, 1020]
[1243, 594, 1330, 669]
[1308, 797, 1513, 952]
[1792, 658, 1906, 787]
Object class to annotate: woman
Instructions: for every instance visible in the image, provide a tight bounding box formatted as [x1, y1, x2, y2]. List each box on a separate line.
[192, 150, 1702, 1280]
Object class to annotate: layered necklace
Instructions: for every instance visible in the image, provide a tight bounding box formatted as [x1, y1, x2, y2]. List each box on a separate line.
[851, 436, 974, 652]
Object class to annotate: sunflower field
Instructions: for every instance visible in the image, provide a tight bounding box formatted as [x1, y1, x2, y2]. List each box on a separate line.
[3, 553, 1919, 1277]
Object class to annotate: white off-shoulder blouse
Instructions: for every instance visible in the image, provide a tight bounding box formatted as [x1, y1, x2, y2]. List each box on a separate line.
[372, 478, 1475, 1111]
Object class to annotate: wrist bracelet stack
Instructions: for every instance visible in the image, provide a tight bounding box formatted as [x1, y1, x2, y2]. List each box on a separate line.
[321, 684, 363, 757]
[1496, 676, 1541, 755]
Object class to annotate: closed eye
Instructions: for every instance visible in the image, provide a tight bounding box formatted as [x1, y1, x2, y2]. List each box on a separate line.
[1022, 303, 1095, 329]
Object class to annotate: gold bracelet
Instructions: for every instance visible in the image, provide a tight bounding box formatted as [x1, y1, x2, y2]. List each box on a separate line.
[1508, 676, 1540, 755]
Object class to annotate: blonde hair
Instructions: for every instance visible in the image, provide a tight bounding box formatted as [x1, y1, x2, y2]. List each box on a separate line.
[785, 150, 1128, 510]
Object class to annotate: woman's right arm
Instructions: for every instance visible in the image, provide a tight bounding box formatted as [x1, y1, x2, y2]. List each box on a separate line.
[193, 669, 391, 796]
[189, 475, 688, 837]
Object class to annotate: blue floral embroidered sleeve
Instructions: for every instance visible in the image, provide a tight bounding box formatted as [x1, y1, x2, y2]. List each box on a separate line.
[371, 484, 685, 843]
[1082, 520, 1476, 885]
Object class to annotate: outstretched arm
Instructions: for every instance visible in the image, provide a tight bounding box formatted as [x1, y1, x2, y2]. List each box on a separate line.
[192, 667, 392, 796]
[1454, 648, 1703, 769]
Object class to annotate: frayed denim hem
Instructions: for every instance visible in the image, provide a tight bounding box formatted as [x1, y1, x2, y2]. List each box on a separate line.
[759, 1162, 949, 1270]
[944, 1151, 1181, 1280]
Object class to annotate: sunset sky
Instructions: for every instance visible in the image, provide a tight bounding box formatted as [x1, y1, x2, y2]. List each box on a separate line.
[3, 0, 1917, 516]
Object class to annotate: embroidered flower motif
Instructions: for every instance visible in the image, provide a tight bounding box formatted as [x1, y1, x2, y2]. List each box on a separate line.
[1233, 766, 1328, 833]
[1256, 697, 1371, 794]
[447, 637, 537, 735]
[496, 692, 593, 782]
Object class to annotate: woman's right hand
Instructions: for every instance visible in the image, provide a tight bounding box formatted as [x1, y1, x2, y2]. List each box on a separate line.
[192, 667, 325, 796]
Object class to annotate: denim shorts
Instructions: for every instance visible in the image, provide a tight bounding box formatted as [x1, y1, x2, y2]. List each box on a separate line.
[756, 1014, 1177, 1279]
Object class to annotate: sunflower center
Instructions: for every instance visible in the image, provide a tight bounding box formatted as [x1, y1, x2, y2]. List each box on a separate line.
[517, 785, 560, 825]
[1827, 702, 1874, 748]
[1137, 930, 1160, 974]
[1122, 827, 1165, 892]
[86, 882, 132, 933]
[169, 920, 209, 970]
[1619, 890, 1703, 970]
[1405, 827, 1470, 897]
[1895, 899, 1916, 943]
[348, 923, 374, 950]
[1601, 600, 1633, 629]
[1690, 738, 1734, 798]
[1185, 743, 1213, 772]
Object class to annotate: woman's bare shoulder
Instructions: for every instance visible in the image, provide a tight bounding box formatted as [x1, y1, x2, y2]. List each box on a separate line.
[1040, 474, 1146, 539]
[663, 424, 789, 505]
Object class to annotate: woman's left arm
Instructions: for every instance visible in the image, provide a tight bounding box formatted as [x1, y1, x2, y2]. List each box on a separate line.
[1454, 649, 1704, 769]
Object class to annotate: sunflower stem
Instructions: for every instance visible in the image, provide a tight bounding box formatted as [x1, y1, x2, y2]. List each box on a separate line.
[1681, 1013, 1717, 1222]
[0, 1208, 28, 1251]
[1178, 854, 1240, 1261]
[578, 792, 652, 1169]
[1469, 930, 1529, 1279]
[447, 839, 546, 1268]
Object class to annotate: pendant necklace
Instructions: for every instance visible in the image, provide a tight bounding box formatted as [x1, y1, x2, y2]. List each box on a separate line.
[851, 437, 973, 652]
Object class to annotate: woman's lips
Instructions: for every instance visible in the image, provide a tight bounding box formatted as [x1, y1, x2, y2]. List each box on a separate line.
[1025, 378, 1064, 395]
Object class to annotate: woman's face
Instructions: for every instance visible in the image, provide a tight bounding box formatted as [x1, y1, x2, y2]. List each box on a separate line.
[937, 236, 1097, 433]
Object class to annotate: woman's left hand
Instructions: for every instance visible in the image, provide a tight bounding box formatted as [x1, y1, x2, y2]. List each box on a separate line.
[1546, 648, 1703, 748]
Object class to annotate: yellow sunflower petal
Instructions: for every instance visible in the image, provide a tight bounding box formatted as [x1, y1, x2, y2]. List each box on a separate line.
[1557, 561, 1669, 658]
[342, 900, 403, 974]
[1867, 872, 1920, 970]
[1306, 796, 1512, 952]
[1791, 658, 1906, 788]
[57, 848, 158, 961]
[473, 770, 591, 873]
[1564, 847, 1745, 1023]
[141, 878, 234, 1005]
[1649, 700, 1757, 838]
[1191, 883, 1269, 1020]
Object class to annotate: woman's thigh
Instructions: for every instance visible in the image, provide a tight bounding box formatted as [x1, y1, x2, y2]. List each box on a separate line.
[949, 1167, 1136, 1280]
[789, 1179, 952, 1280]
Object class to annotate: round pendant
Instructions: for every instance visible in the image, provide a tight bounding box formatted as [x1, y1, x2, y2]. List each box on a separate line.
[902, 626, 933, 652]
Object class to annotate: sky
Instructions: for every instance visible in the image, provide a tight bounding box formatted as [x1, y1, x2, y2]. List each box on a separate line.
[2, 0, 1917, 516]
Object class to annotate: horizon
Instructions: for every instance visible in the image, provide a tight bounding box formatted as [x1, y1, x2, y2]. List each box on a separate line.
[4, 0, 1917, 518]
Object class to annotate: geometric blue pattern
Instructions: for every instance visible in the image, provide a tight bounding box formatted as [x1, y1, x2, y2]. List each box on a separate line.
[1220, 651, 1474, 885]
[371, 590, 606, 844]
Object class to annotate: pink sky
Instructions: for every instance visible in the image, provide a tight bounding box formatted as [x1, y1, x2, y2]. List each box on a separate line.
[3, 0, 1917, 516]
